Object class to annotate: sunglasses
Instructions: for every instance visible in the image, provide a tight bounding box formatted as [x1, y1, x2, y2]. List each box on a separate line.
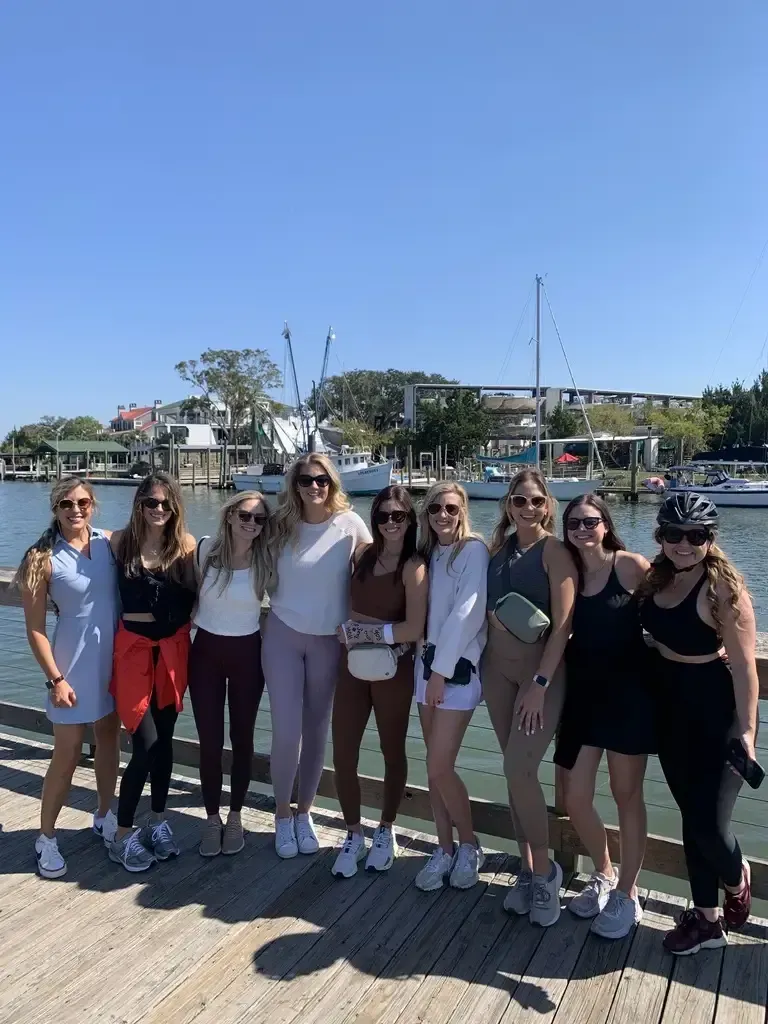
[427, 502, 461, 517]
[510, 494, 547, 509]
[142, 497, 173, 512]
[297, 474, 331, 489]
[566, 516, 603, 532]
[57, 498, 92, 512]
[374, 510, 408, 525]
[660, 526, 711, 547]
[236, 510, 268, 525]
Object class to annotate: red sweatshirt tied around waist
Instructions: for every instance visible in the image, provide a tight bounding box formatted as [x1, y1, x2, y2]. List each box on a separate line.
[110, 621, 192, 734]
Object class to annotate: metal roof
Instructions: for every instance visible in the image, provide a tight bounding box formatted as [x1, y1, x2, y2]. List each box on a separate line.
[34, 440, 130, 454]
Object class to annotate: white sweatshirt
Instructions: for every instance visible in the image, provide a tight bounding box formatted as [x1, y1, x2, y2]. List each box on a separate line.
[270, 510, 372, 636]
[426, 539, 489, 678]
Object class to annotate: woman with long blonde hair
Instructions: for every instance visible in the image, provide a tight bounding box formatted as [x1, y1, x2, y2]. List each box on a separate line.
[413, 483, 489, 892]
[639, 492, 759, 955]
[482, 469, 577, 928]
[108, 472, 196, 872]
[262, 453, 371, 859]
[16, 477, 120, 879]
[190, 490, 273, 858]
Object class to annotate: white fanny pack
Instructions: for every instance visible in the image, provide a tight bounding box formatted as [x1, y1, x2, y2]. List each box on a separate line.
[347, 643, 410, 682]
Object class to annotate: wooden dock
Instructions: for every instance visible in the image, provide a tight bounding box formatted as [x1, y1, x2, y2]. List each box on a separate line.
[1, 734, 767, 1024]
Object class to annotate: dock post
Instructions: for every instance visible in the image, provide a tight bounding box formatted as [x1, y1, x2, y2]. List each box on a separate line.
[192, 462, 196, 488]
[554, 764, 578, 874]
[630, 441, 639, 501]
[206, 449, 211, 488]
[407, 446, 412, 488]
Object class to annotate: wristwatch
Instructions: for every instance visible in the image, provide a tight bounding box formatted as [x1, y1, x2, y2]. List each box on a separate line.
[45, 675, 64, 690]
[533, 674, 549, 688]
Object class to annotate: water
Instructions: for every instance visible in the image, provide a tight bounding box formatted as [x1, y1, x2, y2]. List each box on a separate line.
[1, 482, 766, 886]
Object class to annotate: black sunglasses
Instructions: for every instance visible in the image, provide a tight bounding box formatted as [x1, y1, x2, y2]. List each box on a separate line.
[57, 498, 92, 512]
[374, 510, 408, 525]
[236, 510, 268, 525]
[660, 526, 711, 547]
[297, 474, 331, 489]
[142, 497, 173, 512]
[566, 516, 603, 532]
[427, 502, 460, 517]
[510, 494, 547, 509]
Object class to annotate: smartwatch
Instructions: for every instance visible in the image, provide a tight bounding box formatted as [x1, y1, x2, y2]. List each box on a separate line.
[45, 675, 64, 690]
[533, 674, 549, 688]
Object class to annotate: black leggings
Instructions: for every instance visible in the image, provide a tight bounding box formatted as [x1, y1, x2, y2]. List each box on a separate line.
[117, 689, 179, 828]
[654, 656, 745, 908]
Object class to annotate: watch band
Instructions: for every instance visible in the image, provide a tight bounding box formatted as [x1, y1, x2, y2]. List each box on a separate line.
[533, 673, 549, 688]
[45, 675, 64, 690]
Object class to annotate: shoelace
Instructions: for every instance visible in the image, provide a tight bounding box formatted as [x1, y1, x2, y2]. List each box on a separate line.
[152, 821, 172, 844]
[426, 849, 450, 871]
[277, 820, 295, 843]
[373, 829, 390, 849]
[455, 846, 475, 872]
[602, 891, 625, 918]
[532, 881, 551, 907]
[127, 831, 147, 858]
[40, 836, 60, 857]
[513, 870, 532, 889]
[341, 831, 359, 854]
[296, 818, 313, 839]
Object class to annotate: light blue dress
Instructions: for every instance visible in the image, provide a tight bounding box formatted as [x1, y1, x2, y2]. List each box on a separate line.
[47, 528, 119, 725]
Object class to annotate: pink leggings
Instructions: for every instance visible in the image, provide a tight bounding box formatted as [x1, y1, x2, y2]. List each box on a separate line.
[261, 611, 341, 809]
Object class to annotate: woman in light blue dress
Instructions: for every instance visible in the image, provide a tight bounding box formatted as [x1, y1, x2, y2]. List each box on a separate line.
[16, 477, 120, 878]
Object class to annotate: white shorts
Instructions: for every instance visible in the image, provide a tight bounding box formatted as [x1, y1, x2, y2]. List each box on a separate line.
[414, 659, 483, 712]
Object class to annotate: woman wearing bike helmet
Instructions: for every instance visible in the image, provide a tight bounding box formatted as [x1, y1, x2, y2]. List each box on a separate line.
[639, 492, 759, 955]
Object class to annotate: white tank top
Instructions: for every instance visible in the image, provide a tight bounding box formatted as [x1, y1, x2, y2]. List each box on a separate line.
[193, 539, 262, 636]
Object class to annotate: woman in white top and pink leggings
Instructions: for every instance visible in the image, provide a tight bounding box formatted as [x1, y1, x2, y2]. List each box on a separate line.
[262, 454, 372, 858]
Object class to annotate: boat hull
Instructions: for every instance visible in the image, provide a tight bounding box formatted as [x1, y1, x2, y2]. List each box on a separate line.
[462, 478, 600, 501]
[233, 461, 393, 496]
[669, 485, 768, 508]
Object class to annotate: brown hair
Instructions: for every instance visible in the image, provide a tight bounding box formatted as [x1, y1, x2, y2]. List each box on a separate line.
[115, 471, 188, 580]
[14, 477, 98, 596]
[355, 485, 418, 585]
[489, 469, 557, 555]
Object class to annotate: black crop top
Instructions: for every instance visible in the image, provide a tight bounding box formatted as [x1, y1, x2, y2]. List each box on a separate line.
[639, 574, 722, 657]
[118, 563, 194, 639]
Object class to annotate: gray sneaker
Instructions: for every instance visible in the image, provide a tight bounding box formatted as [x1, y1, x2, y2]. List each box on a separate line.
[569, 871, 616, 919]
[529, 861, 563, 928]
[140, 819, 179, 861]
[503, 869, 533, 915]
[591, 889, 643, 939]
[109, 829, 156, 873]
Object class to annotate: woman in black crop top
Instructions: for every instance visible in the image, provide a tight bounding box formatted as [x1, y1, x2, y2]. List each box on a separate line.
[554, 495, 652, 940]
[108, 472, 196, 873]
[638, 492, 759, 956]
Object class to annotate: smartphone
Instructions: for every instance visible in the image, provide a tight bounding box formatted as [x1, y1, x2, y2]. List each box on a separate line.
[726, 738, 765, 790]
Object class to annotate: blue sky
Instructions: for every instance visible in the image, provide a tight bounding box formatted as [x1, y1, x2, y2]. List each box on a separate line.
[1, 1, 766, 439]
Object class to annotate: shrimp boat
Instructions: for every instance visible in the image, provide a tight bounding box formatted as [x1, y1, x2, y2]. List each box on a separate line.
[233, 447, 393, 496]
[666, 464, 768, 508]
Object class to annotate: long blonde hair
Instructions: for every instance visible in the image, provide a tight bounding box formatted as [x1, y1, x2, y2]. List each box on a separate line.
[489, 469, 557, 556]
[14, 477, 98, 596]
[273, 453, 350, 551]
[115, 471, 188, 580]
[418, 482, 484, 569]
[201, 490, 274, 601]
[638, 530, 746, 631]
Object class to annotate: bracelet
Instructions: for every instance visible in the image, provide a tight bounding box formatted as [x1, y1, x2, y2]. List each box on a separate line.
[382, 624, 395, 644]
[45, 675, 64, 690]
[532, 673, 549, 688]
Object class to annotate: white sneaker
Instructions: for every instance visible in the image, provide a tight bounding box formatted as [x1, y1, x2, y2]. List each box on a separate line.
[366, 826, 398, 873]
[92, 809, 118, 846]
[331, 831, 368, 878]
[504, 869, 533, 915]
[35, 834, 67, 879]
[450, 842, 485, 889]
[415, 846, 456, 892]
[296, 813, 319, 855]
[591, 889, 643, 939]
[275, 816, 298, 859]
[569, 871, 616, 919]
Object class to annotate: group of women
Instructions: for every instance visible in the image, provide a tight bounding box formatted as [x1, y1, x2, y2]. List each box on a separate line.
[16, 456, 760, 957]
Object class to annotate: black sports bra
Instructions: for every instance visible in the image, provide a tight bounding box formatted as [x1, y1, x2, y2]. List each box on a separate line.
[640, 575, 721, 656]
[118, 563, 194, 638]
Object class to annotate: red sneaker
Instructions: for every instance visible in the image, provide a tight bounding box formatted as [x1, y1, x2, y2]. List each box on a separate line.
[723, 860, 751, 931]
[663, 908, 728, 956]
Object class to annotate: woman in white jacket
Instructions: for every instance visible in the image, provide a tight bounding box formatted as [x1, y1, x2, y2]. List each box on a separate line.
[414, 482, 489, 892]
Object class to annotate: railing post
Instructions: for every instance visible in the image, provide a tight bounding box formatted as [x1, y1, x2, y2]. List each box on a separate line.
[553, 764, 577, 874]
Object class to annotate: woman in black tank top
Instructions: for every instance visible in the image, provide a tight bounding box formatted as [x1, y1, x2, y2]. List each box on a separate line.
[555, 495, 652, 940]
[637, 492, 759, 956]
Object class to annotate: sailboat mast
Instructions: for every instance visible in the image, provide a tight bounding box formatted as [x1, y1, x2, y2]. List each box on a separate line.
[282, 321, 308, 451]
[534, 274, 542, 471]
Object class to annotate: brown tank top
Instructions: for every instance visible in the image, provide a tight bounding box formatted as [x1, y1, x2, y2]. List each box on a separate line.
[350, 565, 407, 622]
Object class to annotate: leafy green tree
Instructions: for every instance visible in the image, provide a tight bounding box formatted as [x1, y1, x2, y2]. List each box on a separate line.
[330, 418, 392, 455]
[313, 369, 458, 430]
[397, 391, 492, 466]
[584, 404, 637, 438]
[60, 416, 105, 441]
[545, 405, 581, 438]
[648, 403, 728, 460]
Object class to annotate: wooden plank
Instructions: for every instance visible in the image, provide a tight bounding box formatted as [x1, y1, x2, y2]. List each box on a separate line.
[309, 853, 508, 1024]
[550, 889, 649, 1024]
[661, 932, 725, 1024]
[713, 916, 768, 1024]
[605, 892, 685, 1024]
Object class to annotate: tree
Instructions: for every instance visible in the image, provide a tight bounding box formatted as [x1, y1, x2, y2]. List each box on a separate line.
[176, 349, 283, 484]
[330, 418, 392, 454]
[60, 416, 105, 441]
[545, 405, 581, 438]
[3, 414, 104, 451]
[397, 391, 492, 466]
[312, 369, 458, 430]
[704, 373, 768, 447]
[584, 404, 637, 438]
[648, 403, 728, 461]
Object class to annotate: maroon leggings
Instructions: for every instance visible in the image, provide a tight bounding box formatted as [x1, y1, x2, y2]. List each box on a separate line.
[188, 628, 264, 816]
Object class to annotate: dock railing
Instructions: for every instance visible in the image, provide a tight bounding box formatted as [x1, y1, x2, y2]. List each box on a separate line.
[1, 565, 767, 899]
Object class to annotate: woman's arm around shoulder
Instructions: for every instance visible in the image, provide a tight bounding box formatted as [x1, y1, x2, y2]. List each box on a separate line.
[538, 536, 578, 680]
[394, 555, 428, 643]
[182, 533, 197, 589]
[348, 510, 373, 547]
[109, 529, 123, 555]
[614, 550, 651, 593]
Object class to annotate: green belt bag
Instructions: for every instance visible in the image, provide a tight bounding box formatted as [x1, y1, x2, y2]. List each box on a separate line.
[494, 592, 550, 644]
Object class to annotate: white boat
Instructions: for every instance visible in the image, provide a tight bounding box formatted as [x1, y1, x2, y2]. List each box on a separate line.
[234, 449, 393, 496]
[668, 466, 768, 508]
[462, 477, 600, 501]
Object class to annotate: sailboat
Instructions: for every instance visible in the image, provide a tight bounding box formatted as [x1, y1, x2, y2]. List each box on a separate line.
[462, 275, 601, 502]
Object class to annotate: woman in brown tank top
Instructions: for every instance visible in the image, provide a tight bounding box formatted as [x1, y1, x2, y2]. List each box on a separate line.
[332, 486, 428, 879]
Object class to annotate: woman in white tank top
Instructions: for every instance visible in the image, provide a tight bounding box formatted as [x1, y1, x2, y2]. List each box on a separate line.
[190, 490, 274, 858]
